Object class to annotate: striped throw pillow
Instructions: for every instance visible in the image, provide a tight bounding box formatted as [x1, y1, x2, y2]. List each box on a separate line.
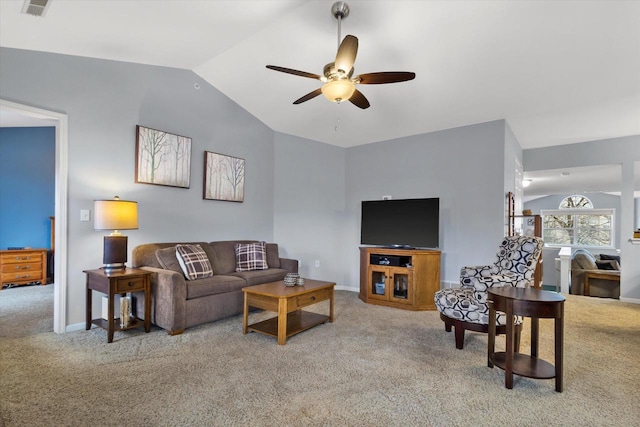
[235, 242, 268, 272]
[175, 244, 214, 280]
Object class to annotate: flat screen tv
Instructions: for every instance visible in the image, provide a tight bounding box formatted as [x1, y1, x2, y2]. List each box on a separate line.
[360, 198, 439, 249]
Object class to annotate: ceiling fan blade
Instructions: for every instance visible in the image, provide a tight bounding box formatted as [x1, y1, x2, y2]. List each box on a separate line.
[266, 65, 322, 80]
[349, 89, 370, 109]
[293, 88, 323, 105]
[334, 35, 358, 74]
[357, 72, 416, 85]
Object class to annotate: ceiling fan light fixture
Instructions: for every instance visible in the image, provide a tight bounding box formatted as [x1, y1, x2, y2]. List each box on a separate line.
[321, 79, 356, 103]
[266, 1, 415, 109]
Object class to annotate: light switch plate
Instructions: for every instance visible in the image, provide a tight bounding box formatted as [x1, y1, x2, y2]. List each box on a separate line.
[80, 209, 90, 222]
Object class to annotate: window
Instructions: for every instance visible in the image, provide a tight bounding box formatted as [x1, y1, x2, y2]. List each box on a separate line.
[541, 195, 614, 248]
[559, 195, 593, 209]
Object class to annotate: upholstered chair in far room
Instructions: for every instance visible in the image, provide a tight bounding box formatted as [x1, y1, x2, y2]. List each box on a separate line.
[434, 236, 544, 349]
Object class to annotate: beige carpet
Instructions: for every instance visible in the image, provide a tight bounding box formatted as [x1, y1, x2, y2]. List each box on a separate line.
[1, 285, 639, 426]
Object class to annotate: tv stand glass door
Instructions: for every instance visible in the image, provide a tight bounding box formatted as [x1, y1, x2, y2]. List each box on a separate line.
[367, 266, 412, 305]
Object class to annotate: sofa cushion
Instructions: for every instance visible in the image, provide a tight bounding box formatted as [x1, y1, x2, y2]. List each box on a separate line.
[599, 254, 621, 265]
[176, 244, 214, 280]
[208, 240, 257, 274]
[596, 260, 620, 271]
[230, 268, 289, 286]
[186, 275, 246, 299]
[265, 243, 281, 269]
[235, 242, 268, 272]
[155, 247, 183, 274]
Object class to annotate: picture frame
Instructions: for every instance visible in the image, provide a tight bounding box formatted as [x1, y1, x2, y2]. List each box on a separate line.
[203, 151, 245, 202]
[135, 125, 191, 188]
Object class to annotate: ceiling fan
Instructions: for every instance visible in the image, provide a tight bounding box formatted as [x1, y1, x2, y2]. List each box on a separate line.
[266, 1, 416, 109]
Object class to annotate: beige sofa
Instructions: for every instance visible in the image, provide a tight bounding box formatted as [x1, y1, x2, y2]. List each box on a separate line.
[132, 240, 298, 335]
[570, 249, 620, 298]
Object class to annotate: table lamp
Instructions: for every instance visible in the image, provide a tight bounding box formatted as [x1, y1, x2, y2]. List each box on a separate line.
[94, 196, 138, 273]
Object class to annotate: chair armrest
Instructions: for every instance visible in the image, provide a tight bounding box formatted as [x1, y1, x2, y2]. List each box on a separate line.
[280, 258, 299, 274]
[477, 273, 518, 289]
[470, 273, 518, 304]
[460, 265, 494, 288]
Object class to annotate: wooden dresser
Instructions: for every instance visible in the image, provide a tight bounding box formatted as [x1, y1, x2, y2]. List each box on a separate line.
[0, 249, 48, 288]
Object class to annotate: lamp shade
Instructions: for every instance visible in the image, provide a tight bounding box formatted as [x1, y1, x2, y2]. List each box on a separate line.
[321, 79, 356, 103]
[94, 198, 138, 232]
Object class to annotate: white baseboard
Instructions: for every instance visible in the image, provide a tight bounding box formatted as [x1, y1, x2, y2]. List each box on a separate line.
[619, 297, 640, 304]
[66, 322, 85, 332]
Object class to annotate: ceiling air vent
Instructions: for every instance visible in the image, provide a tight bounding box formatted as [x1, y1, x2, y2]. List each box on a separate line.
[22, 0, 51, 17]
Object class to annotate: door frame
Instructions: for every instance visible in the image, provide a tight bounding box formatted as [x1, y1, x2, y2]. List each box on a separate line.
[1, 99, 68, 333]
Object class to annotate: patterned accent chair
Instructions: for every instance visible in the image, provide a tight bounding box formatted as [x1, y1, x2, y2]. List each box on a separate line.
[434, 236, 544, 349]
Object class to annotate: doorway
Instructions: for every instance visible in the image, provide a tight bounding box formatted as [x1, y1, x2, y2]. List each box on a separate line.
[0, 99, 68, 333]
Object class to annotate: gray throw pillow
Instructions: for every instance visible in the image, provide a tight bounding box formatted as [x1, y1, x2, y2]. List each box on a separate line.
[155, 247, 183, 274]
[235, 242, 268, 272]
[595, 260, 620, 271]
[265, 243, 280, 269]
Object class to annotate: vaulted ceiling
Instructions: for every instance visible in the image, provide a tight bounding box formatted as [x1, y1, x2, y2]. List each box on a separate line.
[1, 0, 638, 150]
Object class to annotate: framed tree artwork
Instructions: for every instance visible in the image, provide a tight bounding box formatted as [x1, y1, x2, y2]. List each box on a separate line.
[135, 125, 191, 188]
[203, 151, 245, 202]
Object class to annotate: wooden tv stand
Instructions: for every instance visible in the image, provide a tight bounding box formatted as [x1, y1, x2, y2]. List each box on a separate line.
[359, 247, 441, 310]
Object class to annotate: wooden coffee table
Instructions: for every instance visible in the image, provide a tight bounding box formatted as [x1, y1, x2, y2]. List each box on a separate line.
[584, 271, 620, 296]
[242, 279, 335, 345]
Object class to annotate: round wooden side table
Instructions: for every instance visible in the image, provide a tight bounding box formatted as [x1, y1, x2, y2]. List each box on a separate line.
[487, 286, 565, 392]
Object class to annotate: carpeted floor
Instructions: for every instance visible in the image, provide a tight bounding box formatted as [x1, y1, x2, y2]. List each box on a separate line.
[1, 284, 639, 426]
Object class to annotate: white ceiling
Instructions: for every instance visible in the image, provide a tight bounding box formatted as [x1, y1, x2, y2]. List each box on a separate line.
[0, 0, 638, 150]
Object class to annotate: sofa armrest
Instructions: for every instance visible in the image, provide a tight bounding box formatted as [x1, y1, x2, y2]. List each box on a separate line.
[280, 257, 299, 274]
[137, 266, 187, 334]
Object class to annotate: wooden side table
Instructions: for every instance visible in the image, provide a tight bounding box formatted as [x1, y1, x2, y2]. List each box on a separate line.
[487, 287, 565, 392]
[84, 268, 152, 343]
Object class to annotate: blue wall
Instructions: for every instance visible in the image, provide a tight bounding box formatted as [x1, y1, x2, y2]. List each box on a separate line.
[0, 127, 55, 249]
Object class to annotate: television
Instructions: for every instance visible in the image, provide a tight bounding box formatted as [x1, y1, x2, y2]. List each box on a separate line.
[360, 198, 439, 249]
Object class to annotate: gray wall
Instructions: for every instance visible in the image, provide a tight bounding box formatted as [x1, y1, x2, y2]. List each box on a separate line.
[344, 120, 510, 289]
[273, 132, 348, 285]
[0, 48, 277, 325]
[636, 197, 640, 230]
[275, 120, 517, 292]
[504, 121, 523, 204]
[636, 160, 640, 230]
[524, 136, 640, 300]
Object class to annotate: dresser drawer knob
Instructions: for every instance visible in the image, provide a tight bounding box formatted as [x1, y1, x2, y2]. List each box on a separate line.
[128, 281, 135, 287]
[310, 296, 316, 301]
